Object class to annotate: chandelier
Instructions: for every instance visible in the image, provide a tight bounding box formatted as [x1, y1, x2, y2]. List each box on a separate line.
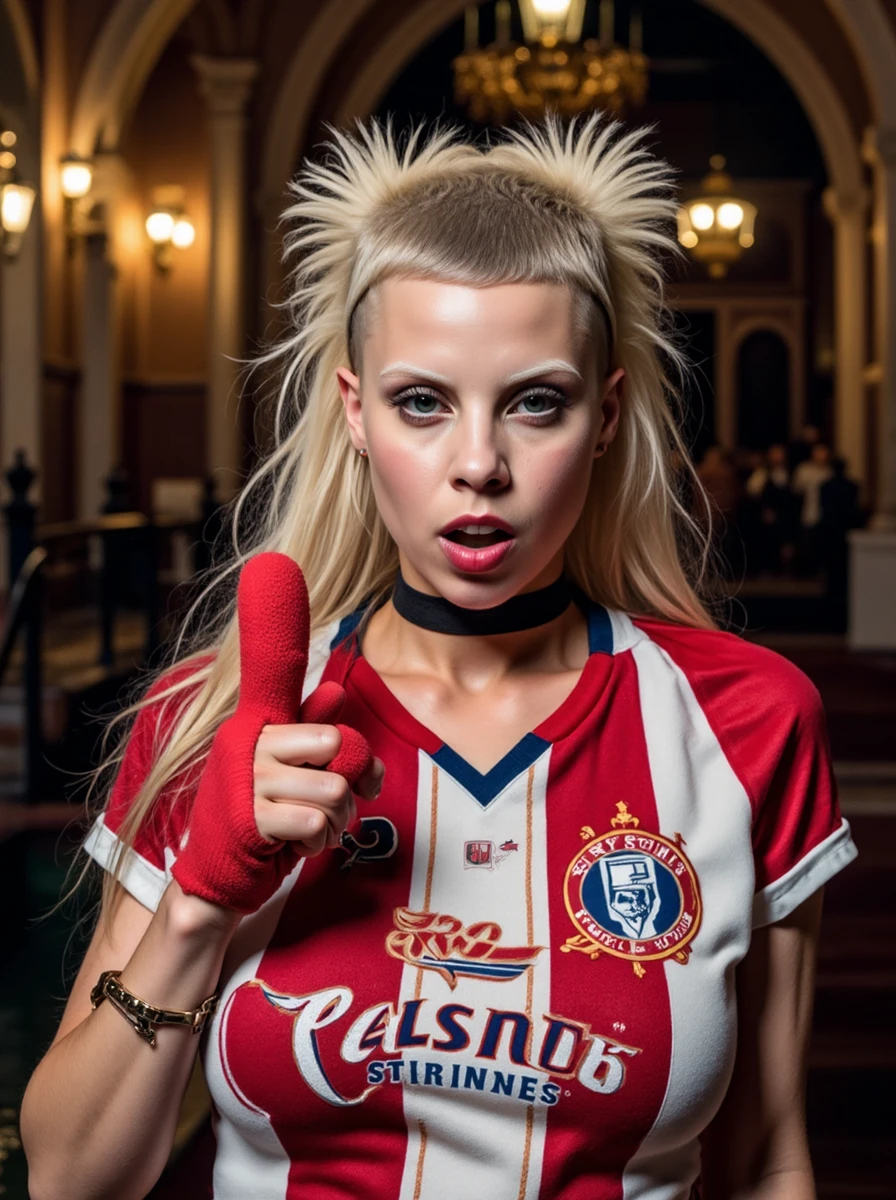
[453, 0, 649, 125]
[677, 156, 757, 279]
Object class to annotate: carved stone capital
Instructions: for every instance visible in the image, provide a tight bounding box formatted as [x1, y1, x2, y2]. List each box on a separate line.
[821, 184, 871, 224]
[192, 56, 259, 118]
[863, 124, 896, 170]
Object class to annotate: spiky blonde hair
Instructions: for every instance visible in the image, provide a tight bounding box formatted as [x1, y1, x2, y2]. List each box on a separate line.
[67, 114, 715, 920]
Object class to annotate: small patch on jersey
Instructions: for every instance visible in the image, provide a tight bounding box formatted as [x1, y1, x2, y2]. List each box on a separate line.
[463, 838, 519, 869]
[385, 906, 542, 988]
[339, 816, 399, 870]
[561, 806, 702, 977]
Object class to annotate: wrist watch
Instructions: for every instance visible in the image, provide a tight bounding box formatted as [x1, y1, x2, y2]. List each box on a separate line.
[90, 969, 220, 1048]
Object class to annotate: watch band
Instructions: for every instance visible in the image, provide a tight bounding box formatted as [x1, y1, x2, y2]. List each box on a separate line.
[90, 970, 219, 1049]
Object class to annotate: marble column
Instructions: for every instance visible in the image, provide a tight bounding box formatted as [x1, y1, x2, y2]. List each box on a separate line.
[80, 231, 117, 518]
[822, 186, 869, 491]
[78, 151, 130, 519]
[192, 56, 258, 499]
[849, 127, 896, 647]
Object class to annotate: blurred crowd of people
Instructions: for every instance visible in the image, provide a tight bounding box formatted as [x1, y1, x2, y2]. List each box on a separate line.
[687, 426, 866, 613]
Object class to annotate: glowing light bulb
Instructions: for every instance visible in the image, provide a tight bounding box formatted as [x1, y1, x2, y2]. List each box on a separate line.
[171, 217, 195, 249]
[60, 157, 94, 199]
[145, 210, 175, 244]
[690, 203, 715, 231]
[532, 0, 572, 15]
[717, 202, 744, 230]
[1, 182, 36, 234]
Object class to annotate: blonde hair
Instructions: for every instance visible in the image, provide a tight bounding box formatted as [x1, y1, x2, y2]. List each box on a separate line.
[65, 114, 716, 922]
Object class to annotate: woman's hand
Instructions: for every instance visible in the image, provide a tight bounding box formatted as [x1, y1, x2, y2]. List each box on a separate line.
[254, 719, 383, 858]
[170, 553, 382, 915]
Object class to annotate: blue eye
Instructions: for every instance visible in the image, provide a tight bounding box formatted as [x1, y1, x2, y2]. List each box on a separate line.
[511, 387, 569, 422]
[404, 393, 441, 416]
[387, 388, 445, 423]
[388, 384, 571, 426]
[517, 394, 554, 415]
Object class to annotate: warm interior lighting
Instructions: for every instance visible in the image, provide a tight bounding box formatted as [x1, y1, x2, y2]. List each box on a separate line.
[690, 203, 715, 231]
[145, 189, 194, 272]
[677, 156, 757, 279]
[716, 202, 744, 230]
[60, 155, 94, 200]
[1, 181, 36, 234]
[0, 151, 16, 171]
[0, 130, 16, 148]
[146, 210, 175, 244]
[518, 0, 585, 45]
[532, 0, 571, 16]
[170, 217, 196, 249]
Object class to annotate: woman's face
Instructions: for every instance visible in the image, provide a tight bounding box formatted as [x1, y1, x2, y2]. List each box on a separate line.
[337, 276, 623, 607]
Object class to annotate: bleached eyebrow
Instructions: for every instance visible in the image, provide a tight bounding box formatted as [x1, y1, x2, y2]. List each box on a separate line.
[379, 362, 452, 385]
[505, 360, 583, 385]
[378, 359, 583, 386]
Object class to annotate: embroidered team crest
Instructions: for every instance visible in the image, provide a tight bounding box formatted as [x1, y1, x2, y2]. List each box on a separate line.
[464, 840, 492, 868]
[561, 803, 702, 978]
[385, 907, 542, 988]
[463, 839, 519, 869]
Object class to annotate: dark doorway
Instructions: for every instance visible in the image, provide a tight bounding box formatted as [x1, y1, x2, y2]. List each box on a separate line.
[736, 330, 790, 449]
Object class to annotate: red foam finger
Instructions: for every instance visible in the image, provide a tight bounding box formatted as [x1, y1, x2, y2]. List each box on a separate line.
[298, 681, 346, 725]
[326, 724, 373, 788]
[236, 553, 310, 724]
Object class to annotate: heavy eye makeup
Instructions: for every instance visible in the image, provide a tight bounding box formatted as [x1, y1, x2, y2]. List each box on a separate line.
[385, 384, 574, 427]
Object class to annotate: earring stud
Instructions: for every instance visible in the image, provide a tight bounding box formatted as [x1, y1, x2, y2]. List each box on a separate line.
[358, 448, 368, 458]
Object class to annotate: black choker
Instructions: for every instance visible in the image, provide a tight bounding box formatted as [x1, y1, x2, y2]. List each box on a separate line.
[392, 571, 573, 636]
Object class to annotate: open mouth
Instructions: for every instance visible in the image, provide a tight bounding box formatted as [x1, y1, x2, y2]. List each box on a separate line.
[443, 528, 514, 549]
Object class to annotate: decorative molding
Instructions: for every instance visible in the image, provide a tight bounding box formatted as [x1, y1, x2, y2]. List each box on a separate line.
[71, 0, 200, 155]
[2, 0, 40, 97]
[822, 185, 872, 223]
[192, 55, 258, 118]
[863, 126, 896, 169]
[260, 0, 376, 201]
[701, 0, 863, 197]
[826, 0, 896, 126]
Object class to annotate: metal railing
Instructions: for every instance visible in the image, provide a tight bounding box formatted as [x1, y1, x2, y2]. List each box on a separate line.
[1, 451, 223, 801]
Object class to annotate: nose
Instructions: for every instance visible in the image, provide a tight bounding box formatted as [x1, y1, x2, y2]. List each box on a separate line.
[449, 410, 510, 493]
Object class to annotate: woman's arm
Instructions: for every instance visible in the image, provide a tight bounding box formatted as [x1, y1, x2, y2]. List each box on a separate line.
[20, 880, 240, 1200]
[699, 889, 823, 1200]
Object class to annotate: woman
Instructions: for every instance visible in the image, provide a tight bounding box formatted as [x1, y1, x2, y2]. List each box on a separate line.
[21, 117, 856, 1200]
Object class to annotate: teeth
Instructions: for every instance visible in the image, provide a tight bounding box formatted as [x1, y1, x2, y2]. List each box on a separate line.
[459, 524, 498, 534]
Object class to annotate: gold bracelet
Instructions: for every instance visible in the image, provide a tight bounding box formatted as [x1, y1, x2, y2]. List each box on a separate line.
[90, 970, 219, 1049]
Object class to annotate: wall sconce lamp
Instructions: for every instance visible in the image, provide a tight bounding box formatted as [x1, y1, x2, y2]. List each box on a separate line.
[145, 185, 195, 273]
[59, 152, 96, 253]
[1, 127, 37, 262]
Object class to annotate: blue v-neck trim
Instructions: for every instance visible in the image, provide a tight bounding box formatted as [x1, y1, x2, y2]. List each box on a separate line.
[432, 732, 551, 809]
[332, 585, 616, 809]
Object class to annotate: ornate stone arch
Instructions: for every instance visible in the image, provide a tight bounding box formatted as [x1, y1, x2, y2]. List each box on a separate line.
[2, 0, 39, 101]
[259, 0, 865, 202]
[70, 0, 200, 156]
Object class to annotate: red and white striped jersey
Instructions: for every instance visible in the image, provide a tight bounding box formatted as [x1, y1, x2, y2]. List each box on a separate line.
[84, 599, 857, 1199]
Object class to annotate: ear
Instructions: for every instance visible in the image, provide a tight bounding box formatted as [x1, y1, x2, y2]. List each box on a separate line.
[595, 367, 625, 455]
[336, 366, 366, 453]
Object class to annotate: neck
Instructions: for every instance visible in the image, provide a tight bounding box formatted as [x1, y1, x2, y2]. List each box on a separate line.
[361, 564, 589, 687]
